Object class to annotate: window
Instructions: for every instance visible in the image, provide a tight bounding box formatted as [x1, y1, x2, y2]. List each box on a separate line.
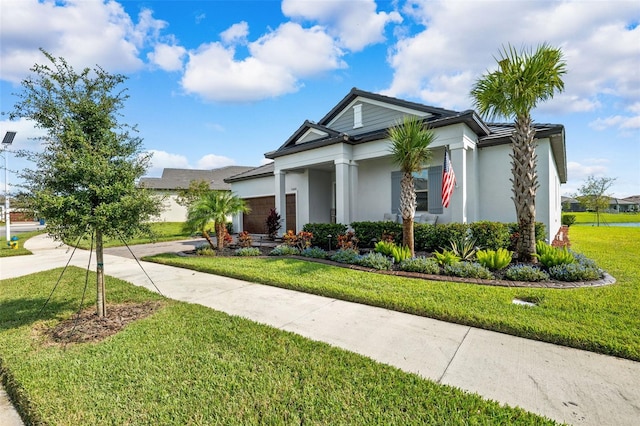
[413, 169, 428, 211]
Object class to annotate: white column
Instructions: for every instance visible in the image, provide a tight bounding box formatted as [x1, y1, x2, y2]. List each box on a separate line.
[274, 170, 287, 235]
[334, 159, 350, 225]
[349, 161, 358, 223]
[450, 147, 467, 224]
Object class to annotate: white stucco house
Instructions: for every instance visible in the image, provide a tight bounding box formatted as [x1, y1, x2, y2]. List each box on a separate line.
[225, 88, 567, 242]
[139, 166, 253, 222]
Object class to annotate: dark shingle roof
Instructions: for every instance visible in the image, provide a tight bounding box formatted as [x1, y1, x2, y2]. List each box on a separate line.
[139, 166, 254, 190]
[224, 163, 275, 183]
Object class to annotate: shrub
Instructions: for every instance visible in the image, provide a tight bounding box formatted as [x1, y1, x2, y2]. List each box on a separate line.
[434, 223, 469, 251]
[330, 248, 361, 264]
[444, 262, 494, 279]
[351, 221, 402, 248]
[414, 223, 438, 252]
[374, 240, 396, 257]
[268, 245, 300, 256]
[562, 214, 576, 227]
[337, 231, 359, 250]
[357, 252, 393, 270]
[549, 263, 603, 282]
[448, 234, 477, 260]
[469, 221, 511, 250]
[504, 264, 550, 282]
[195, 244, 215, 256]
[282, 230, 313, 250]
[237, 231, 253, 248]
[265, 208, 282, 239]
[572, 252, 599, 269]
[300, 247, 328, 259]
[433, 250, 461, 266]
[399, 257, 440, 274]
[303, 223, 348, 250]
[390, 245, 412, 263]
[475, 248, 512, 271]
[235, 247, 261, 256]
[535, 240, 574, 268]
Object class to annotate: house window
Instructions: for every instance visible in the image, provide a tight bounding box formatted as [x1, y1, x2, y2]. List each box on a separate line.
[413, 169, 428, 211]
[353, 104, 363, 128]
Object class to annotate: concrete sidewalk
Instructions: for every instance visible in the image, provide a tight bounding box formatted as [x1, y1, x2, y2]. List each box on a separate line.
[1, 235, 639, 425]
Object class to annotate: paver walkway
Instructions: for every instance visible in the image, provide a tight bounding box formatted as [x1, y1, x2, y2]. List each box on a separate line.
[1, 235, 639, 425]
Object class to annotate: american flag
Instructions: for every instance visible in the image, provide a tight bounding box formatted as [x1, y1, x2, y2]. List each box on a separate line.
[442, 148, 456, 208]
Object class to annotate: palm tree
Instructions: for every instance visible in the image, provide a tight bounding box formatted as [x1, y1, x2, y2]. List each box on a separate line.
[388, 116, 436, 257]
[184, 190, 250, 251]
[470, 43, 566, 262]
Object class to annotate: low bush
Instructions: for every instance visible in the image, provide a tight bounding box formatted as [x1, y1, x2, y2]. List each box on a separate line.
[235, 247, 261, 256]
[562, 214, 576, 227]
[504, 264, 550, 282]
[195, 244, 215, 256]
[330, 248, 361, 264]
[414, 223, 439, 252]
[398, 257, 440, 274]
[475, 248, 512, 271]
[535, 241, 574, 268]
[435, 223, 469, 251]
[469, 221, 511, 251]
[237, 231, 253, 248]
[303, 223, 348, 250]
[549, 263, 602, 282]
[448, 235, 477, 260]
[269, 245, 300, 256]
[444, 262, 494, 279]
[433, 250, 461, 266]
[300, 247, 328, 259]
[337, 231, 359, 250]
[357, 252, 393, 270]
[374, 240, 396, 257]
[351, 221, 402, 248]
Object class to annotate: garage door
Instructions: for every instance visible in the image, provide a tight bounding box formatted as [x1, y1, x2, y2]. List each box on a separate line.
[243, 194, 296, 234]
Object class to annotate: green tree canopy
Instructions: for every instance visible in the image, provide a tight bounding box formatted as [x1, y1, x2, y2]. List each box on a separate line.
[9, 50, 160, 316]
[575, 175, 616, 226]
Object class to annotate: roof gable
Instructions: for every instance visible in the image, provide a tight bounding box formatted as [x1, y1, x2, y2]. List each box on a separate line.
[139, 166, 254, 190]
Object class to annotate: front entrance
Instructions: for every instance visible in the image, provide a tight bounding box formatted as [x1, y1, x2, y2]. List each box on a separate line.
[242, 194, 296, 234]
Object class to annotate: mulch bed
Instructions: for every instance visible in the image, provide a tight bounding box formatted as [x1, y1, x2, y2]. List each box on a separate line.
[42, 301, 164, 345]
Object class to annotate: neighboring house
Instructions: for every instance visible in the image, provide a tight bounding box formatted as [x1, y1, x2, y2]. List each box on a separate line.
[562, 195, 640, 213]
[139, 166, 253, 222]
[561, 196, 585, 212]
[225, 88, 567, 242]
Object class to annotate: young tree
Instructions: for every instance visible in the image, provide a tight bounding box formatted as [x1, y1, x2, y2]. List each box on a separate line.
[470, 43, 566, 262]
[575, 176, 616, 226]
[184, 190, 249, 251]
[175, 179, 212, 209]
[388, 116, 435, 257]
[9, 51, 160, 317]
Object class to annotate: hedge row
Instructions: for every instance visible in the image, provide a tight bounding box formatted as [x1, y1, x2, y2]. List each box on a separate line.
[304, 220, 546, 252]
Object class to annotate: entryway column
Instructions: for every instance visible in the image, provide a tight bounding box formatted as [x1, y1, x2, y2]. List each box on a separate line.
[335, 159, 350, 225]
[349, 161, 358, 223]
[274, 170, 286, 235]
[450, 146, 466, 224]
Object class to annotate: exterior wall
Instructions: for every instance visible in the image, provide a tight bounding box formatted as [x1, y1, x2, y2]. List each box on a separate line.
[308, 169, 332, 223]
[355, 157, 396, 222]
[149, 191, 188, 222]
[477, 140, 560, 242]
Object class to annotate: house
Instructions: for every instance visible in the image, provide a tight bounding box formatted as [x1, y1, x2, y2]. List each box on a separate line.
[139, 166, 253, 222]
[225, 88, 567, 242]
[562, 195, 640, 213]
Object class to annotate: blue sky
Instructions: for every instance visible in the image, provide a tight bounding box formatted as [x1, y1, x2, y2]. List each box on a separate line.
[1, 0, 639, 197]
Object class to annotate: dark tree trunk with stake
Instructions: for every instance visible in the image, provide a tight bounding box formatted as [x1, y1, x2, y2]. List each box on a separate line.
[96, 229, 106, 317]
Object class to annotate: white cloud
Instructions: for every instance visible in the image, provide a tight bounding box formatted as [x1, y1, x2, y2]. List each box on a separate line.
[145, 149, 190, 176]
[0, 0, 167, 83]
[567, 161, 609, 182]
[221, 21, 249, 45]
[148, 43, 187, 72]
[181, 22, 345, 102]
[282, 0, 402, 51]
[196, 154, 236, 169]
[384, 0, 640, 113]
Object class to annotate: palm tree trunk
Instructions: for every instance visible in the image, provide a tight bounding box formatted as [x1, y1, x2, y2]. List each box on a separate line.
[400, 172, 417, 256]
[96, 228, 106, 317]
[202, 230, 216, 250]
[216, 221, 225, 252]
[511, 114, 539, 262]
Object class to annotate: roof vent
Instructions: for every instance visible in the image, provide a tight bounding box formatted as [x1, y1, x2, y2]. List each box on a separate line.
[353, 104, 363, 129]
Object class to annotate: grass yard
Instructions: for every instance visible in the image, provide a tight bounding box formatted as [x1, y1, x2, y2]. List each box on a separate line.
[148, 226, 640, 361]
[0, 231, 44, 258]
[73, 222, 193, 249]
[566, 211, 640, 224]
[0, 268, 553, 424]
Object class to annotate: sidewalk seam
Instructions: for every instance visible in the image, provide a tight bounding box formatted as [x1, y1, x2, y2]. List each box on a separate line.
[278, 299, 338, 329]
[438, 326, 471, 384]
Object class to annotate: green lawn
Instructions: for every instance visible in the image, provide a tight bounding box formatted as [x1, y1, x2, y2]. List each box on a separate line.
[0, 268, 553, 424]
[73, 222, 194, 249]
[0, 231, 45, 258]
[148, 226, 640, 361]
[566, 211, 640, 224]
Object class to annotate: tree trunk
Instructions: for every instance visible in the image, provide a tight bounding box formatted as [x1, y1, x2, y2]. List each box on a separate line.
[202, 230, 216, 250]
[216, 221, 225, 252]
[399, 172, 417, 256]
[510, 114, 539, 263]
[96, 229, 106, 317]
